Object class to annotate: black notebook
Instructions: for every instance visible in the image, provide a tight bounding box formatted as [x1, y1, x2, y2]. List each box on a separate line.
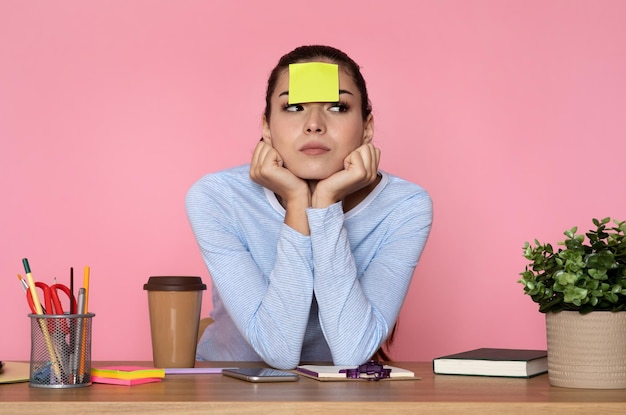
[433, 348, 548, 378]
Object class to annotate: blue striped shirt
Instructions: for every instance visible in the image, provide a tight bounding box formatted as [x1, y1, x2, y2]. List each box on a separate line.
[186, 164, 432, 369]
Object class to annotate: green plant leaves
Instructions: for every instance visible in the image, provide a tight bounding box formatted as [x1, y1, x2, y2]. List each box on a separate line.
[519, 218, 626, 313]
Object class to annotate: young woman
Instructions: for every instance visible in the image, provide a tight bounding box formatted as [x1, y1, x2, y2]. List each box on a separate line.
[186, 45, 433, 369]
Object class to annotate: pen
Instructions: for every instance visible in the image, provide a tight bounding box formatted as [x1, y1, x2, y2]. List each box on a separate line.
[70, 267, 75, 314]
[23, 258, 63, 381]
[23, 259, 43, 315]
[69, 267, 76, 359]
[73, 288, 86, 384]
[164, 367, 238, 375]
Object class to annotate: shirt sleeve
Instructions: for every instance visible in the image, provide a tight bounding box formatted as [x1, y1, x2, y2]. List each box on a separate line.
[307, 192, 433, 365]
[185, 177, 314, 369]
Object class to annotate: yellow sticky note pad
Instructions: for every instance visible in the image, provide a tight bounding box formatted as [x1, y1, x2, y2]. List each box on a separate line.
[288, 62, 339, 104]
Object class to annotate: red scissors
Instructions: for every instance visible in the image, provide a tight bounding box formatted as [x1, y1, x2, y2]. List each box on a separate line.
[26, 282, 77, 333]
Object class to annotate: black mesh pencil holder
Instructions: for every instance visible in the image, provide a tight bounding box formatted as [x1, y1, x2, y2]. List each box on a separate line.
[28, 313, 95, 388]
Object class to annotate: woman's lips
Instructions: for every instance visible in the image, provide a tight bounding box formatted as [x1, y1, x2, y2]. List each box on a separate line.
[299, 144, 330, 155]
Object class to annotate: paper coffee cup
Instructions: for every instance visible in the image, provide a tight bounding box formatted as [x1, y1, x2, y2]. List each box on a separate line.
[143, 276, 206, 368]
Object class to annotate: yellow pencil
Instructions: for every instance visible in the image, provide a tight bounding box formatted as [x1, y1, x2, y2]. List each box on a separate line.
[78, 266, 90, 382]
[83, 266, 90, 312]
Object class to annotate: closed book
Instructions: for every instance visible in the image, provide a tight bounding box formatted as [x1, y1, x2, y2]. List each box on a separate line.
[433, 348, 548, 378]
[296, 364, 416, 381]
[91, 366, 165, 380]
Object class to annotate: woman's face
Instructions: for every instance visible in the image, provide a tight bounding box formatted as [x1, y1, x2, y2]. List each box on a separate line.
[262, 65, 374, 181]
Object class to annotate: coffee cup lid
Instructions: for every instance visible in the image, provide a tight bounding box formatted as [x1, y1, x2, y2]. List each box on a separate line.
[143, 276, 207, 291]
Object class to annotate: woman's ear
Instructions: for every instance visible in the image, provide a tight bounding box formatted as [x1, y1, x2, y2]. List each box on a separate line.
[261, 115, 272, 144]
[362, 114, 374, 144]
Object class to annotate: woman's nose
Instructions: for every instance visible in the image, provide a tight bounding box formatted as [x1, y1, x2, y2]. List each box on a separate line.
[304, 107, 326, 134]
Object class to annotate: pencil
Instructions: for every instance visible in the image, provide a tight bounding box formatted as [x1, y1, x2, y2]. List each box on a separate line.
[22, 258, 63, 381]
[78, 266, 90, 382]
[83, 266, 90, 312]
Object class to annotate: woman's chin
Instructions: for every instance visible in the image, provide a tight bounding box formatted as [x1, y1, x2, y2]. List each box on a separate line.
[293, 172, 334, 181]
[287, 165, 342, 181]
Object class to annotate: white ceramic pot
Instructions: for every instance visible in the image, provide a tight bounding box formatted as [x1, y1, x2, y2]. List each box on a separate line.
[546, 310, 626, 389]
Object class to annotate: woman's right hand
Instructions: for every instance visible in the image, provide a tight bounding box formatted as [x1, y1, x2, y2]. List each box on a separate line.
[250, 140, 309, 200]
[250, 140, 312, 235]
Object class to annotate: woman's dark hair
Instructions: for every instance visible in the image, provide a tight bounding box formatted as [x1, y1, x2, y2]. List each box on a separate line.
[264, 45, 372, 122]
[372, 321, 398, 362]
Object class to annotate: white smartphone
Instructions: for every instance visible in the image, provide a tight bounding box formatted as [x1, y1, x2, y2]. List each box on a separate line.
[222, 367, 299, 382]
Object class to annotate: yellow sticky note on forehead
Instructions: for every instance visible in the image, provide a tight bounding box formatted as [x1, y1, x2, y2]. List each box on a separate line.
[288, 62, 339, 104]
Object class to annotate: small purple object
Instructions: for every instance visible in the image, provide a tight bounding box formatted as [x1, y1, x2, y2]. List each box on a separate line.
[164, 367, 236, 375]
[339, 360, 391, 381]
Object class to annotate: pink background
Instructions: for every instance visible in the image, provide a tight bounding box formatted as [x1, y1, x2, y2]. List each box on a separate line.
[1, 1, 625, 362]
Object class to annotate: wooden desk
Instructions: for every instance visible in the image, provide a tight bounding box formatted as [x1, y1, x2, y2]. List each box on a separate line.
[1, 362, 625, 415]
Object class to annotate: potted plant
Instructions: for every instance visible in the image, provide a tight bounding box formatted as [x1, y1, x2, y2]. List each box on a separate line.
[519, 217, 626, 389]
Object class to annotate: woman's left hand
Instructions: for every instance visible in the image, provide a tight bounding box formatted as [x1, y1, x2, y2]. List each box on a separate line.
[312, 143, 380, 208]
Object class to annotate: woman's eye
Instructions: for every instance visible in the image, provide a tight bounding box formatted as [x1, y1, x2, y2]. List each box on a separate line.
[328, 103, 349, 112]
[284, 104, 303, 112]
